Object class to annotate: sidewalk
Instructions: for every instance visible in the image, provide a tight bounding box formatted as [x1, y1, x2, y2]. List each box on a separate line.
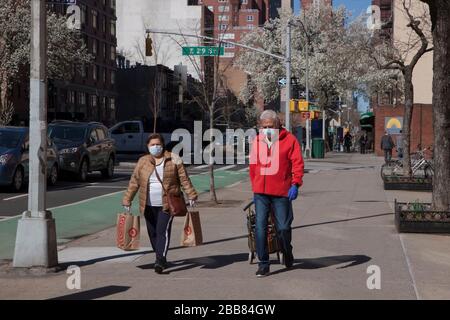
[1, 153, 449, 300]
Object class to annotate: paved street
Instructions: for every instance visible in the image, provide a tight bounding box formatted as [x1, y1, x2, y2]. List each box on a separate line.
[1, 152, 448, 300]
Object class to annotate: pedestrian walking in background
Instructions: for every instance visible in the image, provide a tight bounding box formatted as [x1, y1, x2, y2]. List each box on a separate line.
[344, 132, 352, 153]
[381, 131, 395, 164]
[122, 133, 198, 274]
[396, 130, 404, 159]
[359, 131, 368, 154]
[249, 110, 305, 277]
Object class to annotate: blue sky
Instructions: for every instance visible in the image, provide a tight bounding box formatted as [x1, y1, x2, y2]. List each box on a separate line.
[294, 0, 372, 112]
[294, 0, 371, 18]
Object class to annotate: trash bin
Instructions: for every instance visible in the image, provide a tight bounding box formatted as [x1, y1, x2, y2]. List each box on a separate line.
[312, 138, 325, 159]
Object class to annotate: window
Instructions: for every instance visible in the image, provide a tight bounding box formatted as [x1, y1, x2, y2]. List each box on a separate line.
[89, 129, 98, 143]
[110, 45, 116, 61]
[247, 24, 254, 29]
[124, 123, 140, 133]
[92, 39, 98, 55]
[112, 123, 139, 134]
[241, 0, 248, 4]
[80, 5, 87, 25]
[102, 68, 106, 83]
[91, 95, 98, 108]
[207, 6, 214, 12]
[81, 64, 87, 78]
[103, 42, 107, 59]
[102, 16, 107, 33]
[219, 24, 228, 31]
[93, 65, 98, 81]
[218, 15, 229, 21]
[92, 10, 98, 29]
[96, 128, 106, 140]
[247, 15, 254, 22]
[110, 20, 116, 36]
[218, 0, 228, 2]
[68, 91, 75, 104]
[218, 6, 229, 12]
[111, 0, 116, 9]
[111, 70, 115, 85]
[224, 42, 235, 48]
[110, 98, 116, 111]
[78, 92, 86, 105]
[102, 0, 107, 7]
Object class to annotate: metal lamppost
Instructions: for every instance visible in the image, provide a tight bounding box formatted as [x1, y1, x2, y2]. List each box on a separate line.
[13, 0, 58, 268]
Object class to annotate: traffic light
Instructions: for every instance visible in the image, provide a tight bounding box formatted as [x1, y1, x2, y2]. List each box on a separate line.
[290, 99, 298, 113]
[298, 100, 309, 112]
[145, 35, 153, 57]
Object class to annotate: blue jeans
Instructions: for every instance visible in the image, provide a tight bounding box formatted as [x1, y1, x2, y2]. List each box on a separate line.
[254, 193, 294, 268]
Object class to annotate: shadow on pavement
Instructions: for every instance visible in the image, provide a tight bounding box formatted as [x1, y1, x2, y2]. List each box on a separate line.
[268, 254, 372, 276]
[137, 253, 249, 273]
[57, 213, 390, 269]
[47, 285, 130, 300]
[292, 213, 393, 231]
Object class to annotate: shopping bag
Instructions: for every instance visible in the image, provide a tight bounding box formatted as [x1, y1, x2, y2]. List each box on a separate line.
[116, 212, 140, 251]
[181, 211, 203, 247]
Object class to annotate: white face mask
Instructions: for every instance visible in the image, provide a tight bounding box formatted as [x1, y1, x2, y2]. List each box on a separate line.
[148, 145, 163, 156]
[261, 128, 276, 137]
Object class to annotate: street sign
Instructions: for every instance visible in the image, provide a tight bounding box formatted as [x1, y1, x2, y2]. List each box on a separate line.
[301, 112, 310, 120]
[182, 46, 224, 56]
[278, 77, 287, 87]
[46, 0, 76, 3]
[309, 104, 320, 111]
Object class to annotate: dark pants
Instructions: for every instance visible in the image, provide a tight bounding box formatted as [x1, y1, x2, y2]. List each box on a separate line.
[397, 148, 403, 159]
[384, 149, 393, 164]
[360, 143, 366, 154]
[144, 206, 173, 261]
[345, 144, 351, 153]
[254, 194, 294, 268]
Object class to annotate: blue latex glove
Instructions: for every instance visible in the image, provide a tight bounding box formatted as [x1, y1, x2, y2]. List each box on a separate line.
[288, 185, 299, 201]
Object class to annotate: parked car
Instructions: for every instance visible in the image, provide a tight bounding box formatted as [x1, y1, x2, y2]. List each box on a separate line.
[108, 121, 175, 153]
[48, 121, 116, 182]
[0, 127, 59, 192]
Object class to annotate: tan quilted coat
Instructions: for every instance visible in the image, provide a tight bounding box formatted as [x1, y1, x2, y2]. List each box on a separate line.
[122, 151, 198, 215]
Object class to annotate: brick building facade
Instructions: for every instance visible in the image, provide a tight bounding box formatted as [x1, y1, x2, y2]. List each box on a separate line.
[11, 0, 118, 126]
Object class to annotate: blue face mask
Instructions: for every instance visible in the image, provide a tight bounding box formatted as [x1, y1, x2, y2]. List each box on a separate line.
[148, 145, 163, 156]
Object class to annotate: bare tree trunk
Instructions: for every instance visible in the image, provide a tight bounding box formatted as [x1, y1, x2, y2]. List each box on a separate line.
[423, 0, 450, 210]
[209, 103, 218, 203]
[402, 68, 414, 176]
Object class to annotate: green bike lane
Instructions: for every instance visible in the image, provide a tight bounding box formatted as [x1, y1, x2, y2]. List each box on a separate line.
[0, 169, 249, 260]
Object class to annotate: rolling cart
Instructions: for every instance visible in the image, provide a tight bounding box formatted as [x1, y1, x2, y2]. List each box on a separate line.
[243, 201, 284, 264]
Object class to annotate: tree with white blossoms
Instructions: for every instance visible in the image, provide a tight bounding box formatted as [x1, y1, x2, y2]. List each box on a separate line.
[234, 4, 394, 123]
[354, 0, 433, 176]
[0, 0, 92, 125]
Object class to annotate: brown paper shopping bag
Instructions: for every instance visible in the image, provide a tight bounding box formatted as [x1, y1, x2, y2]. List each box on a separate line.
[116, 212, 140, 251]
[181, 211, 203, 247]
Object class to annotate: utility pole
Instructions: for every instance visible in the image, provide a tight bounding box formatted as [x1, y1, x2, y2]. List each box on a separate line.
[13, 0, 58, 268]
[305, 39, 311, 158]
[285, 20, 292, 131]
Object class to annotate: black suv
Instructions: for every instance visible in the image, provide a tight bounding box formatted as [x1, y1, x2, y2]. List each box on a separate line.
[48, 121, 116, 181]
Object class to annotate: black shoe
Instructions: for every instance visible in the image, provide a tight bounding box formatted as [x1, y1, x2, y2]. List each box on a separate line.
[255, 266, 270, 278]
[284, 252, 294, 269]
[154, 261, 163, 274]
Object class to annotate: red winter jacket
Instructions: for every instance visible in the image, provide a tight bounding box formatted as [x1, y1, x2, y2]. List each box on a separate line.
[249, 128, 305, 197]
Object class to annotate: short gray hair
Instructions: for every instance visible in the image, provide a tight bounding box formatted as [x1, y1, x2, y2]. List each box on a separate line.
[260, 110, 278, 121]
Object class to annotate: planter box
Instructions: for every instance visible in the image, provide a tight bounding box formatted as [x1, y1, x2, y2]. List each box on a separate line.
[395, 200, 450, 233]
[383, 175, 432, 191]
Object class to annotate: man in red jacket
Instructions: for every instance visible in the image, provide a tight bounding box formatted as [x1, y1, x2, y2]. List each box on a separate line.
[249, 110, 304, 277]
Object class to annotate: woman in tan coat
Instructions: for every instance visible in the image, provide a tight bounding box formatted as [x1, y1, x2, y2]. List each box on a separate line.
[122, 133, 198, 274]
